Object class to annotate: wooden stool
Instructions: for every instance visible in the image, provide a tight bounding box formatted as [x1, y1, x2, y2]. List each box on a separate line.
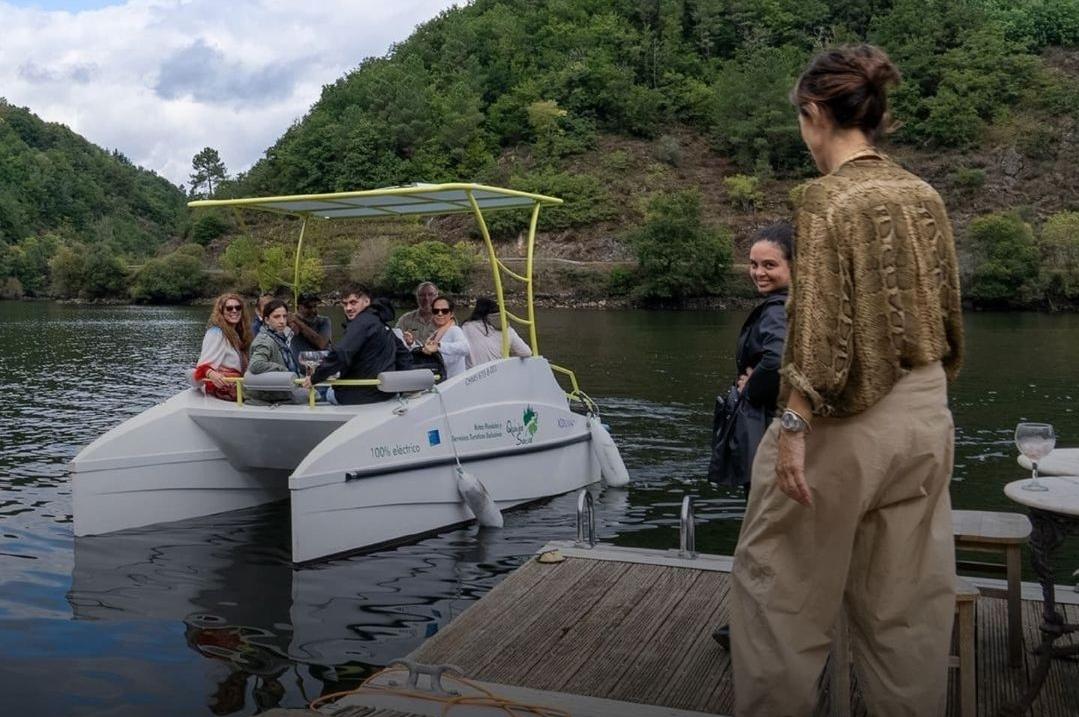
[952, 509, 1031, 667]
[827, 578, 979, 717]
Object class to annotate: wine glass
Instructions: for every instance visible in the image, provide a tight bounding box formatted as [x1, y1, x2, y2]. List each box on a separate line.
[298, 351, 324, 377]
[1015, 422, 1055, 492]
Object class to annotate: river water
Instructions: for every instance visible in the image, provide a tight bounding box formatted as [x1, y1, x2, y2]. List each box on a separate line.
[1, 301, 1077, 715]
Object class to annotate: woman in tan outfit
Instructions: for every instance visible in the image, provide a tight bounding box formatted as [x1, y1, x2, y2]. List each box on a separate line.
[729, 45, 964, 716]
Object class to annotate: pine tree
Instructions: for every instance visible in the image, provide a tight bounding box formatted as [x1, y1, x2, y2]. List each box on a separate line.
[189, 147, 227, 198]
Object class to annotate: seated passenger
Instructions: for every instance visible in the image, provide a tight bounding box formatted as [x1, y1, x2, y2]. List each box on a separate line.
[418, 295, 470, 379]
[302, 286, 412, 404]
[289, 292, 332, 364]
[461, 297, 533, 369]
[396, 281, 439, 347]
[246, 299, 303, 403]
[195, 293, 252, 401]
[251, 292, 275, 335]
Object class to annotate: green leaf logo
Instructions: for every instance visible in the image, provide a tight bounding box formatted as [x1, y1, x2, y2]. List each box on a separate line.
[523, 406, 538, 436]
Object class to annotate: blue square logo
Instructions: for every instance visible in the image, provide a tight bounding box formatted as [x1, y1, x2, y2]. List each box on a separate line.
[427, 429, 441, 447]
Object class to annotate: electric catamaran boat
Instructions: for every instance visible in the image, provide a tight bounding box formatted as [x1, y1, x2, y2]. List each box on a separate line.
[71, 184, 629, 562]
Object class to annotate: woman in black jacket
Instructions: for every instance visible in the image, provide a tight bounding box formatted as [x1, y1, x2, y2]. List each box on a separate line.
[708, 222, 793, 497]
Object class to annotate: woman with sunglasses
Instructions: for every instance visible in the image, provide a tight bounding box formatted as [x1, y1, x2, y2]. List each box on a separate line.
[194, 293, 253, 401]
[419, 296, 470, 379]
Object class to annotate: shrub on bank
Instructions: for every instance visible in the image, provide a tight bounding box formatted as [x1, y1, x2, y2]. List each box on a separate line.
[966, 212, 1039, 306]
[131, 244, 207, 303]
[380, 240, 475, 294]
[49, 243, 127, 299]
[1038, 211, 1079, 306]
[627, 190, 732, 303]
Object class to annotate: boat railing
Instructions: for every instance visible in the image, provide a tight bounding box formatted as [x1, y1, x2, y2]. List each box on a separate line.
[550, 364, 598, 414]
[576, 489, 596, 548]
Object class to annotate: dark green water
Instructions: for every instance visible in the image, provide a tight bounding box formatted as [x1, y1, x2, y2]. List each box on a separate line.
[0, 301, 1076, 715]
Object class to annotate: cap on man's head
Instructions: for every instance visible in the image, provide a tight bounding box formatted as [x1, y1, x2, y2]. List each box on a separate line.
[298, 293, 320, 305]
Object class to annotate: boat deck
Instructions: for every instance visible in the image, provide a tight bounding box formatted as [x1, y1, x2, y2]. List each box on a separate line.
[314, 542, 1079, 717]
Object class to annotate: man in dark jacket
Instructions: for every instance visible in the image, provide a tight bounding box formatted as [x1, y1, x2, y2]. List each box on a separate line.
[303, 285, 411, 404]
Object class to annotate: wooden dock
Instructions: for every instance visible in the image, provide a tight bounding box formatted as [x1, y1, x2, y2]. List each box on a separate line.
[285, 541, 1079, 716]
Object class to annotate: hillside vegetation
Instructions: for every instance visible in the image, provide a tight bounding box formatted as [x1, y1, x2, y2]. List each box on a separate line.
[3, 0, 1079, 307]
[0, 101, 188, 299]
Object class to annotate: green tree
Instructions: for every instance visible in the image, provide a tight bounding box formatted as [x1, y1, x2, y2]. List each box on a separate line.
[256, 244, 324, 296]
[724, 174, 764, 211]
[627, 190, 732, 302]
[1037, 211, 1079, 306]
[221, 235, 261, 293]
[967, 212, 1039, 305]
[380, 241, 475, 294]
[189, 147, 228, 198]
[191, 211, 230, 246]
[131, 244, 208, 303]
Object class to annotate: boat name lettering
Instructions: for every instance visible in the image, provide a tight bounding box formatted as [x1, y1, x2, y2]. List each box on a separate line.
[558, 417, 576, 429]
[465, 364, 498, 386]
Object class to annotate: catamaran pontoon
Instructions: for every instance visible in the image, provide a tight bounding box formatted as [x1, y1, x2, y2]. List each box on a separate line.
[71, 184, 629, 562]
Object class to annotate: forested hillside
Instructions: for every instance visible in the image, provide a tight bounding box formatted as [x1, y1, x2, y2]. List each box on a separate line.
[218, 0, 1078, 308]
[0, 101, 187, 299]
[4, 0, 1078, 306]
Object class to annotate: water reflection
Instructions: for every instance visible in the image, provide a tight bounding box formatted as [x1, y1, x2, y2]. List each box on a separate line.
[64, 486, 681, 714]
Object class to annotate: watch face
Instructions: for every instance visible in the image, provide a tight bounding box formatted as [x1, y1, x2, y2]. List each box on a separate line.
[781, 411, 801, 431]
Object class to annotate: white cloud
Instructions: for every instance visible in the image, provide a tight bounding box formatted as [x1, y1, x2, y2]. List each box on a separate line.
[0, 0, 462, 187]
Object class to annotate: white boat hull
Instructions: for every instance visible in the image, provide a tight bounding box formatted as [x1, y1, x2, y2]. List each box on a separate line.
[71, 358, 601, 562]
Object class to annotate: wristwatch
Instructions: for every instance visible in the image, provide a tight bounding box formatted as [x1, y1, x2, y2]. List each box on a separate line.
[779, 408, 810, 434]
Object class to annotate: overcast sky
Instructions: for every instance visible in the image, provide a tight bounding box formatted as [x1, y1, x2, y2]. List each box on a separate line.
[0, 0, 462, 187]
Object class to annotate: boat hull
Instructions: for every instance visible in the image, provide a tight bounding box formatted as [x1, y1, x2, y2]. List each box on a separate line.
[71, 358, 600, 561]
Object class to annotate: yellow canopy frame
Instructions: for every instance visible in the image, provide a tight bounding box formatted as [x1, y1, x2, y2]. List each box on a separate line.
[189, 183, 561, 360]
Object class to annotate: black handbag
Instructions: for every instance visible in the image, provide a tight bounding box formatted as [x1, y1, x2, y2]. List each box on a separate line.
[707, 384, 744, 485]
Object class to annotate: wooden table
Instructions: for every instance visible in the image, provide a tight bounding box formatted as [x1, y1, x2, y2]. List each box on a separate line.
[1003, 476, 1079, 716]
[1018, 447, 1079, 476]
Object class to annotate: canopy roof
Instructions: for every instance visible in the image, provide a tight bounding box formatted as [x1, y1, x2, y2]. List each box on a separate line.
[187, 183, 562, 219]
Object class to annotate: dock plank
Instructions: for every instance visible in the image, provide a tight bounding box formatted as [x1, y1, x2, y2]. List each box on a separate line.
[396, 548, 1079, 717]
[476, 559, 631, 682]
[558, 562, 701, 702]
[507, 562, 671, 692]
[411, 556, 602, 668]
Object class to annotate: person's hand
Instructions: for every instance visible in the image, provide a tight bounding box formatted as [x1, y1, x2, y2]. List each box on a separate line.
[288, 315, 302, 331]
[736, 367, 754, 392]
[403, 330, 414, 346]
[301, 376, 313, 390]
[775, 429, 812, 506]
[207, 369, 227, 390]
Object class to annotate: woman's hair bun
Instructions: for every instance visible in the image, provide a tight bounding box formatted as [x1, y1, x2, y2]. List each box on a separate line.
[793, 44, 901, 138]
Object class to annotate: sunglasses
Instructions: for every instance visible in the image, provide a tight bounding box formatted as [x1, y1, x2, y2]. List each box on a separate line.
[431, 307, 452, 315]
[223, 304, 242, 312]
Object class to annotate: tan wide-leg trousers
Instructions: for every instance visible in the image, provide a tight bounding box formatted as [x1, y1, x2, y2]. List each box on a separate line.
[730, 363, 956, 717]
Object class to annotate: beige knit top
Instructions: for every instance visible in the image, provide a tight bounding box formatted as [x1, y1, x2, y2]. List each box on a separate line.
[780, 152, 963, 418]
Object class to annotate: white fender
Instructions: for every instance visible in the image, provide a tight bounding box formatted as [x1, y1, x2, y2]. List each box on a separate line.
[455, 467, 503, 528]
[588, 416, 630, 487]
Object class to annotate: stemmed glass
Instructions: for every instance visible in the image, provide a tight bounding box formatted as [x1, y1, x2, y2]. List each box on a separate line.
[1015, 422, 1055, 492]
[298, 351, 325, 378]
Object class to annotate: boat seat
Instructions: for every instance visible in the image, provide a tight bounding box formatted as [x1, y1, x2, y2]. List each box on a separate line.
[243, 371, 299, 392]
[378, 369, 436, 393]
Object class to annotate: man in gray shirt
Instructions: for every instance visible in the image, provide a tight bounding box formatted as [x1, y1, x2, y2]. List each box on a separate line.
[289, 293, 332, 362]
[395, 281, 439, 347]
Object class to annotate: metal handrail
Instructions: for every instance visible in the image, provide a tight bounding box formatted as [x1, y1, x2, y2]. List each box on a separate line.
[679, 495, 696, 559]
[576, 489, 596, 548]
